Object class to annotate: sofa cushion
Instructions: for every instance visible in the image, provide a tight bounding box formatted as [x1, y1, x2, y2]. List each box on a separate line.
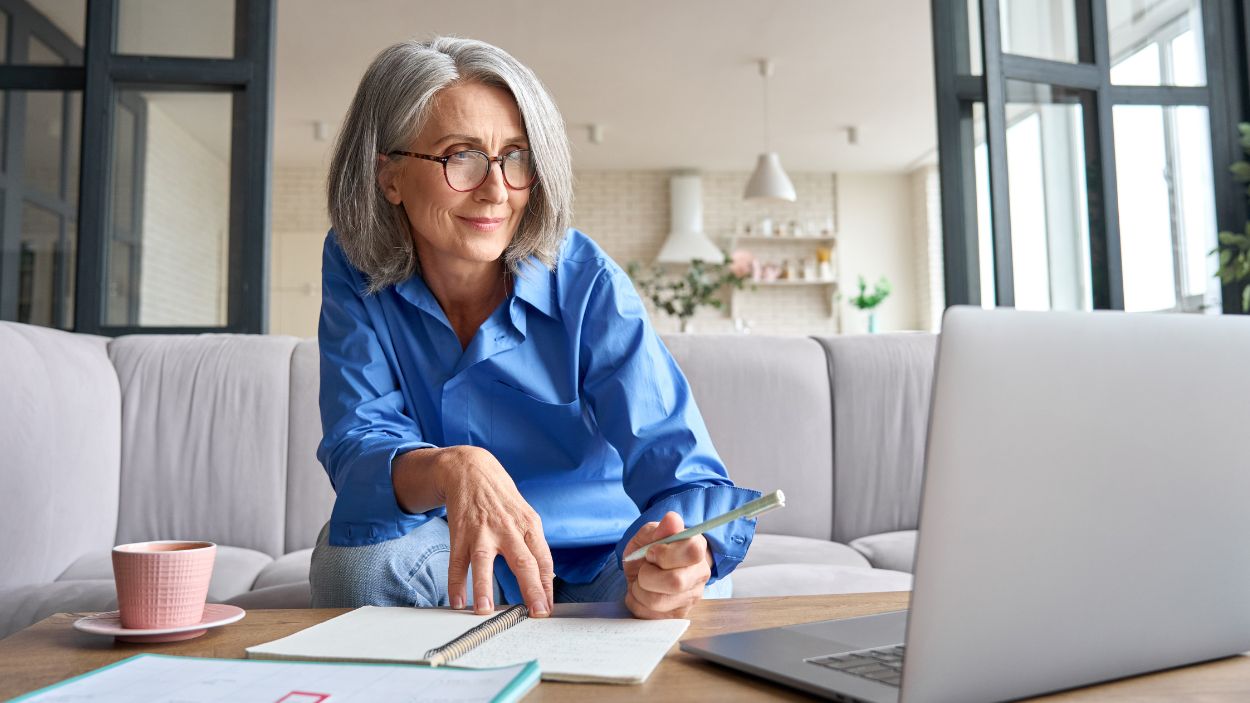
[56, 546, 274, 602]
[0, 580, 118, 640]
[286, 340, 336, 553]
[0, 322, 120, 593]
[816, 333, 937, 543]
[663, 335, 834, 540]
[224, 581, 312, 610]
[252, 549, 313, 590]
[110, 334, 299, 558]
[740, 534, 870, 570]
[850, 530, 918, 574]
[732, 564, 912, 598]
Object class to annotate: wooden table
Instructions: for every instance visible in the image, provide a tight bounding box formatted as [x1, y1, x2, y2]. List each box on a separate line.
[2, 593, 1248, 701]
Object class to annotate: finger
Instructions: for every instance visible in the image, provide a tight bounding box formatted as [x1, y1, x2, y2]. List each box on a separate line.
[500, 533, 549, 617]
[446, 541, 471, 610]
[522, 525, 555, 614]
[471, 545, 497, 614]
[651, 511, 686, 541]
[628, 577, 698, 618]
[647, 534, 710, 570]
[637, 560, 709, 596]
[625, 520, 661, 553]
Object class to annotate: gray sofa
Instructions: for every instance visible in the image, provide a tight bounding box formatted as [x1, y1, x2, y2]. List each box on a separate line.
[0, 320, 936, 639]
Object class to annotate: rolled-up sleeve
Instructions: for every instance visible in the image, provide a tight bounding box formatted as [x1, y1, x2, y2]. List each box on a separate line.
[578, 267, 762, 582]
[316, 234, 436, 546]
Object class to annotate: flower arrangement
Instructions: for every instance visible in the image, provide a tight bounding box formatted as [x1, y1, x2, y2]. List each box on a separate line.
[626, 254, 750, 332]
[849, 275, 891, 311]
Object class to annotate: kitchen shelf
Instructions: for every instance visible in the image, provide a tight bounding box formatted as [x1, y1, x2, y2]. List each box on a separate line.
[733, 279, 839, 318]
[727, 235, 837, 244]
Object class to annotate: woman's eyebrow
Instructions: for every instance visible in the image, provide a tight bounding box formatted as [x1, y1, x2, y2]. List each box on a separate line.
[433, 133, 529, 148]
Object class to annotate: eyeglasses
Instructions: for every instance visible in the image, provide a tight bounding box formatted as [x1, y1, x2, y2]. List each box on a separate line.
[387, 148, 537, 192]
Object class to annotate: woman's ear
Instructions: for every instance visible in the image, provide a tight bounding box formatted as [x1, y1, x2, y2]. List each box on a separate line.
[376, 154, 403, 205]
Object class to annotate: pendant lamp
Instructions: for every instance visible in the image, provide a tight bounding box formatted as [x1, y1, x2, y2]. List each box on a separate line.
[743, 59, 797, 203]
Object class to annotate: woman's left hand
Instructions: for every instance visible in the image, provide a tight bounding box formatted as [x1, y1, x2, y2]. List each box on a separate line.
[622, 511, 713, 619]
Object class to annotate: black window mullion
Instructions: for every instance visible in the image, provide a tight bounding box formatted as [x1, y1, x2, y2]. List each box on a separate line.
[980, 0, 1016, 306]
[1206, 0, 1246, 314]
[1001, 55, 1102, 89]
[932, 0, 981, 306]
[0, 10, 29, 321]
[73, 0, 116, 334]
[1085, 0, 1123, 310]
[229, 0, 274, 334]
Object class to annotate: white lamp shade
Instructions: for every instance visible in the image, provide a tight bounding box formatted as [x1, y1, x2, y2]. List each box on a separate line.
[743, 152, 797, 202]
[656, 174, 724, 263]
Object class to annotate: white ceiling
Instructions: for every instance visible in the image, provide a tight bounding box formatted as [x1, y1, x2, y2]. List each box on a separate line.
[274, 0, 938, 172]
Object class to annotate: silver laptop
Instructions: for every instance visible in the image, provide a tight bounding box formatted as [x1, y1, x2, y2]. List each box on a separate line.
[682, 307, 1250, 703]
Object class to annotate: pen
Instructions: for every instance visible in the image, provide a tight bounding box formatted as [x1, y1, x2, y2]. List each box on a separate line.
[622, 489, 786, 563]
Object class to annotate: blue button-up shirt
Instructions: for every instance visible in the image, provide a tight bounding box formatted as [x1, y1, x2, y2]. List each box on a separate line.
[316, 228, 760, 605]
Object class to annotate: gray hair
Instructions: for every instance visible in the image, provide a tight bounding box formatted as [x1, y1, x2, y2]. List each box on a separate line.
[327, 37, 574, 293]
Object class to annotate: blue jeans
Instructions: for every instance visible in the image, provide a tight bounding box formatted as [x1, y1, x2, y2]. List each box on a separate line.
[309, 518, 732, 608]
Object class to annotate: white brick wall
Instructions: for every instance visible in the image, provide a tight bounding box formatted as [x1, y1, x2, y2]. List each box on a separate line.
[269, 167, 328, 336]
[138, 101, 229, 326]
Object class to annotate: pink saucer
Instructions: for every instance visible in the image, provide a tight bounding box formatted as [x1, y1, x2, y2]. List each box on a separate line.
[74, 603, 246, 643]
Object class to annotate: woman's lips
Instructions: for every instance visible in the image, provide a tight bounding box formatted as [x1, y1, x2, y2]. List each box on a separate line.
[458, 216, 506, 232]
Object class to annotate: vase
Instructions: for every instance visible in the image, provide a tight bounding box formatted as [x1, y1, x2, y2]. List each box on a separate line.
[867, 311, 879, 334]
[680, 318, 695, 334]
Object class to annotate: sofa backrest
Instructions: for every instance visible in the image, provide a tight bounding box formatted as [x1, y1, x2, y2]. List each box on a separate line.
[816, 333, 938, 543]
[286, 339, 335, 552]
[662, 334, 835, 540]
[0, 322, 121, 591]
[110, 334, 299, 558]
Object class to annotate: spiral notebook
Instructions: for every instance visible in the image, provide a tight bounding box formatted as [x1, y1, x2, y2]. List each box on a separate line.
[246, 604, 688, 684]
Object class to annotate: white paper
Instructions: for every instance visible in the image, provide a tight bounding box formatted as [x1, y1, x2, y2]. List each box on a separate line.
[14, 654, 536, 703]
[245, 605, 689, 683]
[457, 616, 689, 683]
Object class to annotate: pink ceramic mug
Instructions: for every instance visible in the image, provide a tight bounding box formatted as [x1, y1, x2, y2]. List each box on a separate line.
[112, 541, 216, 630]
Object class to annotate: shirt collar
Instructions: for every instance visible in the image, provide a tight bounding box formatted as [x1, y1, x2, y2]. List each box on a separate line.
[510, 257, 560, 321]
[393, 273, 448, 323]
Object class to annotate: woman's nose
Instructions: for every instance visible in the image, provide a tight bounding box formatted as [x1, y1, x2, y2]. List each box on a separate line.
[474, 162, 509, 203]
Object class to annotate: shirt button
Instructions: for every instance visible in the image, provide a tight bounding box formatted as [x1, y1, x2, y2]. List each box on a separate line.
[733, 535, 747, 544]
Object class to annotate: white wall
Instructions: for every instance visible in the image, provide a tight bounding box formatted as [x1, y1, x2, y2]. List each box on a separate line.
[138, 100, 230, 326]
[836, 173, 921, 332]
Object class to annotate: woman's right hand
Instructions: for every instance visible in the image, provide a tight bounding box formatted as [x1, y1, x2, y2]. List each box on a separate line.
[416, 445, 555, 617]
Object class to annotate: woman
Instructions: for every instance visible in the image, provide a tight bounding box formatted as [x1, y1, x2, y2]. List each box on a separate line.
[311, 37, 760, 620]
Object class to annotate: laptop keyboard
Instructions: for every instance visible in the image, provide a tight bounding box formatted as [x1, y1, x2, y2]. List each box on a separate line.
[806, 644, 905, 687]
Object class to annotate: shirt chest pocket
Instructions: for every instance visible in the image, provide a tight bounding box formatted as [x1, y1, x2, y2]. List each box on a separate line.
[489, 380, 592, 471]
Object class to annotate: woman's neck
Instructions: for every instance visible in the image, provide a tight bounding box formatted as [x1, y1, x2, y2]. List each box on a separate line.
[421, 259, 509, 350]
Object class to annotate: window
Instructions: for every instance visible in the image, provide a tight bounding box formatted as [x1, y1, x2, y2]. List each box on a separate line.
[933, 0, 1242, 314]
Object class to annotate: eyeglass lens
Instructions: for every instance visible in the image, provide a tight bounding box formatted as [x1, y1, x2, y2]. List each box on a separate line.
[445, 150, 535, 191]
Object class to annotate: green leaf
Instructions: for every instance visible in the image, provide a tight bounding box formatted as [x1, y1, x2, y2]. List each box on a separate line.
[1231, 162, 1250, 182]
[1221, 231, 1250, 247]
[1221, 248, 1233, 266]
[1243, 285, 1250, 313]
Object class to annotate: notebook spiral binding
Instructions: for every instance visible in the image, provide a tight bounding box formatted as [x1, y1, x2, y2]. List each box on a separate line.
[424, 604, 530, 667]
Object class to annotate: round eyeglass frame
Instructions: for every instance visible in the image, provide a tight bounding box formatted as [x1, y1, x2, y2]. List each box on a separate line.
[387, 148, 537, 192]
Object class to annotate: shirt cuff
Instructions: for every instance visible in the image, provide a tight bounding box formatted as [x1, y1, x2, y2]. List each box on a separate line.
[328, 437, 437, 546]
[615, 485, 763, 584]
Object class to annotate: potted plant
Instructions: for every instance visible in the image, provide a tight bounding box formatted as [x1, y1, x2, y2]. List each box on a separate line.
[1217, 122, 1250, 312]
[626, 255, 749, 333]
[849, 275, 891, 333]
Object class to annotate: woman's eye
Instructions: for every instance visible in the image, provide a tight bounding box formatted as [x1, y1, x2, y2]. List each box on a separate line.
[449, 151, 476, 161]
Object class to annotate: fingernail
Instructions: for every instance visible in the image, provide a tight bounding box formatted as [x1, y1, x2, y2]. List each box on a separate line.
[476, 596, 491, 612]
[451, 595, 464, 610]
[532, 603, 548, 616]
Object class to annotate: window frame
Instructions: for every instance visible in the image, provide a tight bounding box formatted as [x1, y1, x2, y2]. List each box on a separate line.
[932, 0, 1247, 314]
[0, 0, 275, 335]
